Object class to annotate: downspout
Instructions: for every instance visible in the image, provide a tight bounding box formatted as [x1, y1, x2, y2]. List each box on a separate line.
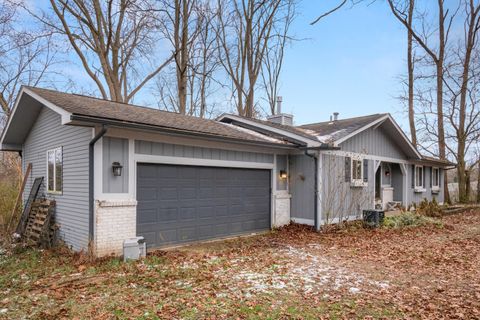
[304, 150, 319, 231]
[89, 125, 108, 244]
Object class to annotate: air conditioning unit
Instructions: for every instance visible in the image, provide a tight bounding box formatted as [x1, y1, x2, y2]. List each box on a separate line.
[123, 236, 146, 261]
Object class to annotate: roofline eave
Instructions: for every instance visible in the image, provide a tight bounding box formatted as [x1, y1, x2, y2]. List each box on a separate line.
[69, 114, 299, 150]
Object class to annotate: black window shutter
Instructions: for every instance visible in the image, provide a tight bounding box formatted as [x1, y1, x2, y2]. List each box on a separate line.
[345, 157, 351, 182]
[423, 166, 426, 188]
[363, 159, 368, 182]
[411, 164, 415, 188]
[430, 167, 433, 188]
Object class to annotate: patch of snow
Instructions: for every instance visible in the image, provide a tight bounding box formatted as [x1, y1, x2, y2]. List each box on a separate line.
[215, 244, 390, 297]
[349, 287, 361, 294]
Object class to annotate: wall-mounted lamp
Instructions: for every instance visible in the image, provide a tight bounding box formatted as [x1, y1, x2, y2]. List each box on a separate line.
[385, 170, 390, 177]
[112, 161, 123, 177]
[279, 170, 287, 179]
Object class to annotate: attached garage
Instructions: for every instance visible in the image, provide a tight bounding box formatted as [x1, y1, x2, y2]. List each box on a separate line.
[136, 163, 271, 248]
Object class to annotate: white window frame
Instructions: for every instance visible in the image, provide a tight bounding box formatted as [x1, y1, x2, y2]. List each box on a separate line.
[350, 157, 367, 187]
[414, 165, 425, 192]
[432, 167, 440, 192]
[46, 147, 63, 194]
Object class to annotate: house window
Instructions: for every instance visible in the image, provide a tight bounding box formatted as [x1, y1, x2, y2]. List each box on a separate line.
[432, 167, 440, 188]
[47, 147, 63, 194]
[415, 165, 424, 189]
[352, 159, 363, 182]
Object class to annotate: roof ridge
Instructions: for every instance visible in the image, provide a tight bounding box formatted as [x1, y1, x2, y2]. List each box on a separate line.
[24, 85, 214, 122]
[297, 113, 388, 128]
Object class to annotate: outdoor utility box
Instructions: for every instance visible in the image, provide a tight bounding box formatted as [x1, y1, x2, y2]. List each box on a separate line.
[123, 236, 146, 261]
[363, 210, 385, 228]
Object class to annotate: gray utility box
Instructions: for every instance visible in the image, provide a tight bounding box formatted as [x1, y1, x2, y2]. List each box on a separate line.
[123, 236, 146, 261]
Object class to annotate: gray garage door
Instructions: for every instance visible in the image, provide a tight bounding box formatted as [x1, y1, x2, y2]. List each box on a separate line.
[136, 163, 271, 248]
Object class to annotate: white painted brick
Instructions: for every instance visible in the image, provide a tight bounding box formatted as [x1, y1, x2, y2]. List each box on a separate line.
[94, 199, 137, 257]
[273, 192, 291, 227]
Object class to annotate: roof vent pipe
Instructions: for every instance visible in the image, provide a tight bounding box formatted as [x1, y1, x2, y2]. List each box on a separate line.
[276, 96, 282, 114]
[333, 112, 339, 121]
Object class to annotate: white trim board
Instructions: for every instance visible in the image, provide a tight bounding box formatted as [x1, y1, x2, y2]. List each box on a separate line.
[134, 154, 275, 169]
[321, 149, 414, 165]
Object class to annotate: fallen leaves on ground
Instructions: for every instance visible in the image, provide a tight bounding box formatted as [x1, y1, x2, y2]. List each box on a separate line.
[1, 209, 479, 319]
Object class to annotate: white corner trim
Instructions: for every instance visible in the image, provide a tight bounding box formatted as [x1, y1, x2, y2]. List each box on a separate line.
[134, 154, 274, 169]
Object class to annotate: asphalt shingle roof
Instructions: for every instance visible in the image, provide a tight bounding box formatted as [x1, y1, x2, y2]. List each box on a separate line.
[297, 114, 388, 143]
[26, 87, 293, 147]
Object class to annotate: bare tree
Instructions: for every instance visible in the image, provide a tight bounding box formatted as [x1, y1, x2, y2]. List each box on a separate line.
[406, 0, 417, 146]
[454, 0, 480, 202]
[156, 0, 220, 117]
[261, 0, 296, 115]
[28, 0, 174, 104]
[216, 0, 284, 118]
[0, 0, 56, 122]
[388, 0, 458, 203]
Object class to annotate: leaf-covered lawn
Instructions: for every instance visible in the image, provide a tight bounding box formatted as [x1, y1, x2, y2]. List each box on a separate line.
[1, 209, 480, 319]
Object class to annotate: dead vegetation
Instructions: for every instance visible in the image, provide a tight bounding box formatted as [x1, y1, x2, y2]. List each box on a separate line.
[1, 210, 479, 319]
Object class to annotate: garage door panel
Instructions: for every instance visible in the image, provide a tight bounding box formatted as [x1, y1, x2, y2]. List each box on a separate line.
[137, 163, 270, 248]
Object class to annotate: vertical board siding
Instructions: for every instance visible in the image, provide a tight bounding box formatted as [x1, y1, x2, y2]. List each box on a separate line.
[135, 140, 274, 164]
[23, 107, 91, 251]
[339, 126, 406, 159]
[102, 137, 129, 193]
[289, 155, 315, 220]
[321, 154, 375, 221]
[406, 165, 444, 205]
[276, 154, 288, 191]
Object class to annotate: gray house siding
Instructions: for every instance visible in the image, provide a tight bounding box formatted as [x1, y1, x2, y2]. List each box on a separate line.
[339, 126, 407, 159]
[103, 137, 129, 193]
[321, 154, 374, 221]
[276, 154, 288, 191]
[406, 165, 444, 205]
[289, 155, 315, 222]
[135, 140, 274, 163]
[22, 107, 91, 251]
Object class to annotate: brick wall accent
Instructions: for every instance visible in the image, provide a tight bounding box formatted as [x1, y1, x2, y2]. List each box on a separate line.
[94, 199, 137, 257]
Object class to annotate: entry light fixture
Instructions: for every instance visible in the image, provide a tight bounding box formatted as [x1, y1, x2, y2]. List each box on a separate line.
[112, 161, 123, 177]
[279, 170, 287, 179]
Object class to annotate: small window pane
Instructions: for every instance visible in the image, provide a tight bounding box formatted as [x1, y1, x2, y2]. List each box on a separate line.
[352, 160, 362, 180]
[48, 151, 55, 191]
[55, 148, 63, 192]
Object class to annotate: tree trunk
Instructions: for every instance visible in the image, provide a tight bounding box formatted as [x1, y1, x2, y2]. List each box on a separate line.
[465, 169, 471, 202]
[407, 0, 417, 146]
[477, 160, 480, 203]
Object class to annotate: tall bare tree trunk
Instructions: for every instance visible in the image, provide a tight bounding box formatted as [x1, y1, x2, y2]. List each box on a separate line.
[455, 0, 480, 203]
[174, 0, 189, 114]
[407, 0, 417, 146]
[477, 159, 480, 203]
[437, 0, 450, 203]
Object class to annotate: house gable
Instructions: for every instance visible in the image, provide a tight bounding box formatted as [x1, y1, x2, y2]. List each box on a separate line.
[339, 124, 409, 159]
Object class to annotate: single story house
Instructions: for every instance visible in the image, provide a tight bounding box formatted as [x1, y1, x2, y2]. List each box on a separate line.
[1, 87, 452, 256]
